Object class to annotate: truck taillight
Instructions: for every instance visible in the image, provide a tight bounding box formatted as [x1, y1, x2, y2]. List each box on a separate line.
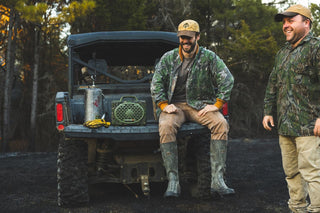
[56, 103, 63, 122]
[222, 103, 228, 116]
[57, 124, 64, 131]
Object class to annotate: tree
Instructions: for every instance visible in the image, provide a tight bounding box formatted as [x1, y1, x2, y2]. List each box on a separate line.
[0, 0, 96, 151]
[15, 2, 47, 151]
[153, 0, 193, 31]
[68, 0, 156, 32]
[1, 3, 19, 152]
[221, 1, 281, 137]
[190, 0, 234, 48]
[0, 5, 8, 151]
[14, 0, 95, 151]
[0, 0, 316, 151]
[187, 0, 282, 137]
[310, 3, 320, 37]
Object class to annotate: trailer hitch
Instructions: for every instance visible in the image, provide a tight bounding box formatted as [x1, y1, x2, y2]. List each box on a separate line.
[140, 175, 150, 196]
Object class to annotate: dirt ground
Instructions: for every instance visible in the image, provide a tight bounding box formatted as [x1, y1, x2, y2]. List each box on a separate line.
[0, 138, 291, 213]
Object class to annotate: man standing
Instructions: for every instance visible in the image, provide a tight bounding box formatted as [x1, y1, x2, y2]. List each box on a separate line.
[151, 19, 234, 198]
[263, 5, 320, 213]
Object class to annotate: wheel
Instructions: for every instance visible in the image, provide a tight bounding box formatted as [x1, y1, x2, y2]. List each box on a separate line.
[57, 136, 89, 206]
[188, 134, 211, 199]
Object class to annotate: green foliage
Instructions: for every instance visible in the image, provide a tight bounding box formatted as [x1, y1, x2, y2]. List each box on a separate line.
[188, 0, 282, 85]
[0, 0, 20, 8]
[190, 0, 283, 137]
[222, 20, 278, 81]
[106, 0, 148, 30]
[60, 0, 96, 23]
[2, 0, 98, 150]
[232, 0, 276, 31]
[190, 0, 234, 47]
[16, 1, 48, 24]
[75, 0, 152, 32]
[310, 3, 320, 37]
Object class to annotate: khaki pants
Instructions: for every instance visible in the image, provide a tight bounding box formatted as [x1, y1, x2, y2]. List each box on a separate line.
[158, 102, 229, 144]
[279, 135, 320, 213]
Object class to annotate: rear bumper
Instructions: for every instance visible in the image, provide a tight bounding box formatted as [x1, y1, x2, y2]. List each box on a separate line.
[63, 122, 208, 141]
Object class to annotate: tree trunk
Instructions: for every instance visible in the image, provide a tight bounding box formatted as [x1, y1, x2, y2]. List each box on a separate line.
[29, 27, 40, 151]
[0, 66, 3, 151]
[2, 8, 15, 152]
[159, 0, 177, 31]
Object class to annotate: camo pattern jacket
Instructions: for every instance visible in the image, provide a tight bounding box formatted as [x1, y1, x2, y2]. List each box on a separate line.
[264, 32, 320, 136]
[151, 46, 234, 116]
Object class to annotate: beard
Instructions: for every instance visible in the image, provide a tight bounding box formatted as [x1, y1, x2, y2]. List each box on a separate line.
[283, 24, 308, 46]
[180, 40, 197, 54]
[286, 30, 306, 46]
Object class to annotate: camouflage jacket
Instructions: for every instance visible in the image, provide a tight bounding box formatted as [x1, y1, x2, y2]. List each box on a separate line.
[264, 32, 320, 136]
[151, 46, 234, 116]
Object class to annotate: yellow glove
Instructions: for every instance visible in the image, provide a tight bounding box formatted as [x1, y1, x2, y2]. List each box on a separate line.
[83, 119, 111, 128]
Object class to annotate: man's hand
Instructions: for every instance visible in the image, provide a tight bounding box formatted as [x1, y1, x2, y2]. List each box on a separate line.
[314, 118, 320, 137]
[198, 105, 219, 117]
[163, 104, 178, 114]
[262, 115, 274, 131]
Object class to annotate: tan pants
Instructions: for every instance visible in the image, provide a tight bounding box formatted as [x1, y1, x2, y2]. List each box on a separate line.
[279, 135, 320, 213]
[158, 102, 229, 144]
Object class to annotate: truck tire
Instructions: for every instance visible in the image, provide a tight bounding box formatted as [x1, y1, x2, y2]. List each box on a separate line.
[57, 136, 89, 206]
[189, 134, 211, 199]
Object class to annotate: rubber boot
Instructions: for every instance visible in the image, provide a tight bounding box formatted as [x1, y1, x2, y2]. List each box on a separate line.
[210, 140, 235, 197]
[160, 142, 181, 198]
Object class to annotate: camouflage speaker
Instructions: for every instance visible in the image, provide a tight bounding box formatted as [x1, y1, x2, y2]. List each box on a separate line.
[111, 96, 146, 126]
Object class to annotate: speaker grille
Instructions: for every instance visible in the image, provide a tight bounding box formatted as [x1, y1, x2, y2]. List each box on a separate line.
[113, 102, 145, 125]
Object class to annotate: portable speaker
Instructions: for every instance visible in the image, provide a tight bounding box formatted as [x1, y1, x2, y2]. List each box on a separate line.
[111, 96, 146, 126]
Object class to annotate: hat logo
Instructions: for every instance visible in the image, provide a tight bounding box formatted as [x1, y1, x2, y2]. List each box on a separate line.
[183, 23, 189, 29]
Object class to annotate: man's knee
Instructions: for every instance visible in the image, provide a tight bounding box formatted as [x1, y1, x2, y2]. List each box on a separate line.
[159, 117, 181, 142]
[159, 121, 178, 144]
[209, 117, 229, 140]
[212, 117, 229, 133]
[159, 119, 177, 132]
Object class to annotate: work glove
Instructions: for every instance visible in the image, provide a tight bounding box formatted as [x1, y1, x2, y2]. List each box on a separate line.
[83, 119, 110, 128]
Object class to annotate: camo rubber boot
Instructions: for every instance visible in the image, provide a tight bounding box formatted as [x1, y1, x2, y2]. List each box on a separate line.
[210, 140, 235, 197]
[160, 142, 181, 197]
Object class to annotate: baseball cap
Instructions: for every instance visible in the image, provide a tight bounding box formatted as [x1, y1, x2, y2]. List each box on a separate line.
[274, 4, 313, 22]
[177, 19, 200, 37]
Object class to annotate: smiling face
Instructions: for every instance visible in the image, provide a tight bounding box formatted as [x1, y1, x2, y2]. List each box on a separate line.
[282, 15, 310, 48]
[179, 35, 200, 54]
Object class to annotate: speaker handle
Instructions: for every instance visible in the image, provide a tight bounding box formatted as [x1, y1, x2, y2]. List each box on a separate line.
[119, 96, 138, 102]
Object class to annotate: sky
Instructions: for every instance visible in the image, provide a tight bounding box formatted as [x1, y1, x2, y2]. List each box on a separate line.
[262, 0, 319, 9]
[291, 0, 319, 7]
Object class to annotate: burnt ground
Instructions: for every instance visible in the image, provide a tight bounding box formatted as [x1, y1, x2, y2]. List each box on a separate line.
[0, 138, 290, 213]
